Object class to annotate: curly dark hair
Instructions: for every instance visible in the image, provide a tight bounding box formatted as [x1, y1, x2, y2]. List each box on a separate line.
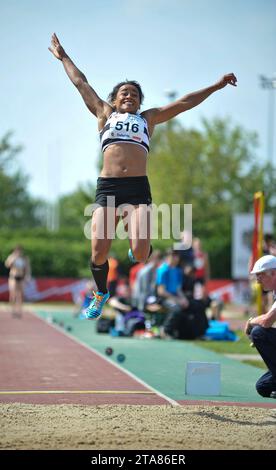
[107, 80, 144, 106]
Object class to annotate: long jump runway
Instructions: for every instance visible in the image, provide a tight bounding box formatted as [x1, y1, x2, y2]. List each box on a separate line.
[1, 308, 276, 408]
[0, 309, 173, 406]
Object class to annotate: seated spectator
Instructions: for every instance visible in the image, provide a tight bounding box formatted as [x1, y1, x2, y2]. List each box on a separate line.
[177, 230, 194, 268]
[182, 264, 197, 298]
[182, 263, 223, 321]
[132, 250, 162, 310]
[108, 296, 145, 337]
[156, 248, 189, 312]
[108, 296, 132, 335]
[162, 298, 208, 340]
[156, 248, 208, 339]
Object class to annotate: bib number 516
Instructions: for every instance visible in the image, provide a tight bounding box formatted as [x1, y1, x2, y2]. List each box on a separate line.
[115, 121, 139, 132]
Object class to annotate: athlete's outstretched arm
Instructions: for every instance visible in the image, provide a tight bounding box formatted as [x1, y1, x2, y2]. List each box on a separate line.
[48, 33, 111, 119]
[144, 73, 237, 127]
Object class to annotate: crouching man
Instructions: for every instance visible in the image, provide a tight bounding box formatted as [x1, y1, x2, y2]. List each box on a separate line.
[245, 255, 276, 398]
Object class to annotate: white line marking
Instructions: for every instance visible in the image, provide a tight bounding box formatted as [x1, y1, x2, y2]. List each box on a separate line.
[0, 390, 155, 395]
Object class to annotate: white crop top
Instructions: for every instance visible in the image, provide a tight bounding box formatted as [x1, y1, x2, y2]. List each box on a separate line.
[13, 257, 26, 270]
[100, 112, 150, 154]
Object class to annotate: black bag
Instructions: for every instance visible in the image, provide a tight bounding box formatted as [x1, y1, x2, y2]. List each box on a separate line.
[163, 300, 208, 340]
[96, 317, 114, 334]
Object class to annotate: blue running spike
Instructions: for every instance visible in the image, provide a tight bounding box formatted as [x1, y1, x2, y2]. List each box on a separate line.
[128, 245, 153, 263]
[128, 248, 137, 263]
[85, 291, 110, 319]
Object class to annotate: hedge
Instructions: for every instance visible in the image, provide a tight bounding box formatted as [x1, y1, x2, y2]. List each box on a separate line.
[0, 229, 230, 278]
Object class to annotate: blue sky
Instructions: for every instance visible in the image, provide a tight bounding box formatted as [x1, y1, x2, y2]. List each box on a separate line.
[1, 0, 275, 201]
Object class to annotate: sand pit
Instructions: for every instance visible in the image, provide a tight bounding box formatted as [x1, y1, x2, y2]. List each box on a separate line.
[1, 403, 276, 450]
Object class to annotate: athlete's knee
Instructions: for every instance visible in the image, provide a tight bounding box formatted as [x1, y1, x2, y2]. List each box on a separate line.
[91, 252, 108, 266]
[251, 325, 267, 344]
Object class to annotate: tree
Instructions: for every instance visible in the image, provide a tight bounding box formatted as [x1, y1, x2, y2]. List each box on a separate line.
[58, 182, 96, 231]
[0, 132, 45, 229]
[148, 118, 276, 276]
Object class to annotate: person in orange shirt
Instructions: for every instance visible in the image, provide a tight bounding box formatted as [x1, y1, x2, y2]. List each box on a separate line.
[129, 262, 145, 296]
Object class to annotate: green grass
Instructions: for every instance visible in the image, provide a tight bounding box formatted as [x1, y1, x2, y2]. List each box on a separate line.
[241, 359, 266, 369]
[193, 331, 258, 355]
[193, 332, 267, 369]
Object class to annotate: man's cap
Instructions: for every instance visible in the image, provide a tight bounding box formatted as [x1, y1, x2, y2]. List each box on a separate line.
[250, 255, 276, 274]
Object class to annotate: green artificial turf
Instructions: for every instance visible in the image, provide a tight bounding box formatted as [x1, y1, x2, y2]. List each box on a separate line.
[193, 331, 257, 355]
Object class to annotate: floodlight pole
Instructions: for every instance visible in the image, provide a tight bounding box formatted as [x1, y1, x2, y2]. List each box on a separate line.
[164, 90, 177, 131]
[259, 74, 276, 165]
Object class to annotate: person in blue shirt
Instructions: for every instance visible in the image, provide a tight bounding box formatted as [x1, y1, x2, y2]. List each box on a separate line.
[156, 248, 208, 339]
[156, 248, 189, 309]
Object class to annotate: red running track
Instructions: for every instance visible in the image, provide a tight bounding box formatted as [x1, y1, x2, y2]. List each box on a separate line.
[0, 310, 169, 406]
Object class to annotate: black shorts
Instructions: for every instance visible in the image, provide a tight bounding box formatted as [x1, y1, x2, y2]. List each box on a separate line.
[95, 176, 152, 208]
[11, 275, 24, 282]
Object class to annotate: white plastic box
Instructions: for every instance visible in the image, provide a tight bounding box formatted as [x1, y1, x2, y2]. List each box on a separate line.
[185, 361, 221, 396]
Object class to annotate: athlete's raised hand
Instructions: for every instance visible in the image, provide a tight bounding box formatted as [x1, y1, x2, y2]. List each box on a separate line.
[216, 73, 237, 89]
[48, 33, 66, 61]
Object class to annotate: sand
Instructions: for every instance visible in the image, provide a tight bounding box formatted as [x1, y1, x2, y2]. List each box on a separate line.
[1, 403, 276, 450]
